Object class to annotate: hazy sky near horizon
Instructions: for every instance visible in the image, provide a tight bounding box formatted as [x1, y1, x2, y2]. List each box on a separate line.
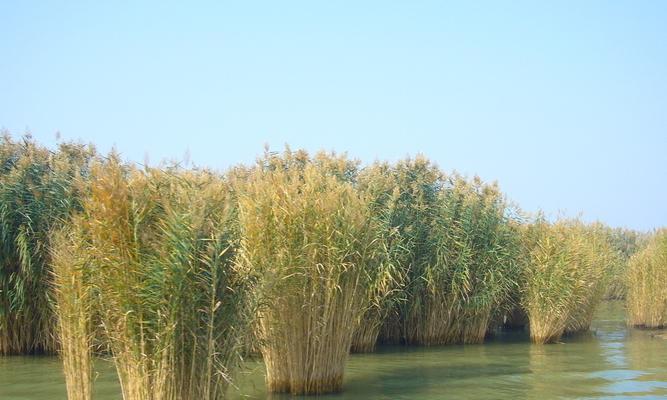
[1, 1, 666, 230]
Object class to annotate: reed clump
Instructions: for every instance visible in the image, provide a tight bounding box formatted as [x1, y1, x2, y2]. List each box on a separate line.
[370, 157, 445, 346]
[52, 156, 255, 400]
[362, 158, 520, 347]
[237, 149, 385, 395]
[520, 220, 620, 344]
[51, 227, 94, 400]
[350, 162, 408, 353]
[601, 227, 646, 300]
[0, 133, 94, 355]
[401, 173, 521, 345]
[626, 229, 667, 328]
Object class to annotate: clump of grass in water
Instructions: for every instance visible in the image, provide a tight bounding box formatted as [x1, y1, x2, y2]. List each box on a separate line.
[601, 227, 646, 300]
[0, 132, 95, 355]
[350, 161, 409, 353]
[564, 223, 623, 335]
[359, 158, 520, 347]
[237, 148, 386, 395]
[372, 157, 445, 346]
[402, 173, 521, 345]
[52, 156, 255, 400]
[51, 226, 95, 400]
[520, 219, 620, 344]
[626, 229, 667, 328]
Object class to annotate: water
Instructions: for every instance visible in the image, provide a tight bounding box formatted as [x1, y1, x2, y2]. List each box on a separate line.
[2, 302, 666, 399]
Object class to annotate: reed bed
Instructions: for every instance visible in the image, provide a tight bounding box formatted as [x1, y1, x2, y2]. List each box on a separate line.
[626, 229, 667, 328]
[1, 133, 663, 397]
[0, 133, 94, 355]
[51, 157, 255, 400]
[237, 149, 386, 394]
[520, 220, 620, 344]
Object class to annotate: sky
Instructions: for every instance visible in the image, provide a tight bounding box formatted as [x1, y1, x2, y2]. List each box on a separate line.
[1, 1, 666, 231]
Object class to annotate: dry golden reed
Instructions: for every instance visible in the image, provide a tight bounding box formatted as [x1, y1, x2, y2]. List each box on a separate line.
[626, 229, 667, 328]
[520, 220, 620, 344]
[52, 156, 255, 400]
[51, 227, 94, 400]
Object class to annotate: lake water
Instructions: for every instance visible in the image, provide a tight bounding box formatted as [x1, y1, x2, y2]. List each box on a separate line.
[2, 302, 667, 399]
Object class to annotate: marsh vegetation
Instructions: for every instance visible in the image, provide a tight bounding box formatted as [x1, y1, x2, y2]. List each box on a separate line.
[0, 134, 663, 399]
[626, 229, 667, 328]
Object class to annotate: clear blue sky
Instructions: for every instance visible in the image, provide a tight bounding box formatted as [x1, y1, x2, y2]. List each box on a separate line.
[1, 1, 666, 230]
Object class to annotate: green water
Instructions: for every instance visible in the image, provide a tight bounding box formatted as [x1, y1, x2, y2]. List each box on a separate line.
[2, 302, 667, 399]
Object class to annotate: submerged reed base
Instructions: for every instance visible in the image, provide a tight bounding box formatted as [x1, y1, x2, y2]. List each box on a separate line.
[350, 308, 385, 353]
[266, 374, 344, 395]
[529, 314, 568, 344]
[262, 325, 348, 395]
[403, 300, 492, 346]
[257, 278, 362, 395]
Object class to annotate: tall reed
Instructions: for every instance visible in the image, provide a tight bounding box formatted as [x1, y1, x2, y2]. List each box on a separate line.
[51, 227, 94, 400]
[237, 149, 384, 394]
[363, 159, 522, 347]
[351, 162, 408, 352]
[594, 227, 646, 300]
[626, 229, 667, 328]
[520, 220, 619, 344]
[401, 174, 520, 345]
[0, 133, 94, 355]
[372, 157, 445, 345]
[52, 157, 254, 400]
[565, 225, 621, 334]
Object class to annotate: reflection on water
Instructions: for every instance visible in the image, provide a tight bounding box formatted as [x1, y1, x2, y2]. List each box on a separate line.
[2, 301, 667, 399]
